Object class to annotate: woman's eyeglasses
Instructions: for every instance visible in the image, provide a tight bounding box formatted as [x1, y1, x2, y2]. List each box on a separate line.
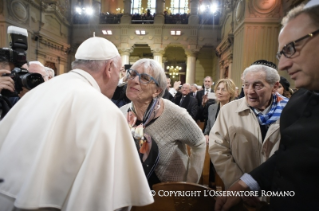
[276, 29, 319, 60]
[127, 69, 159, 86]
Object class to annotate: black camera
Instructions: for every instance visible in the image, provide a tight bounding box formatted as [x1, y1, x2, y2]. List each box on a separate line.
[0, 26, 44, 97]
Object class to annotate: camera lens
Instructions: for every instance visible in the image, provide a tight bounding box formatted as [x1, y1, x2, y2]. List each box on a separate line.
[21, 73, 44, 90]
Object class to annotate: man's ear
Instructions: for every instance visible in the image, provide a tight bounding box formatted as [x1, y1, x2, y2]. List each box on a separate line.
[103, 60, 113, 80]
[272, 81, 279, 93]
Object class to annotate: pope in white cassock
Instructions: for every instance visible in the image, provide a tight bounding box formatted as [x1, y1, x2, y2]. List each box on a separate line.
[0, 35, 154, 211]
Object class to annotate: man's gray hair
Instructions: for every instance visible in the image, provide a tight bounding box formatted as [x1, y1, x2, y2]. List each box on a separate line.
[282, 4, 319, 28]
[71, 58, 116, 72]
[131, 58, 167, 98]
[45, 67, 55, 77]
[242, 64, 280, 86]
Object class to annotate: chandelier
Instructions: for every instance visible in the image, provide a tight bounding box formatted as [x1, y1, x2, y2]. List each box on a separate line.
[166, 65, 182, 78]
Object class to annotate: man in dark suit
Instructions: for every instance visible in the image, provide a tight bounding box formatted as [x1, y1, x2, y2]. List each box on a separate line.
[196, 76, 215, 127]
[173, 83, 198, 120]
[215, 2, 319, 211]
[162, 76, 174, 101]
[190, 84, 199, 98]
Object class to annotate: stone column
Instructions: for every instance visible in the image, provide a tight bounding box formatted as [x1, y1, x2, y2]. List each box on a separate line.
[185, 51, 197, 84]
[154, 0, 165, 24]
[121, 0, 131, 24]
[120, 50, 130, 66]
[90, 0, 101, 24]
[188, 0, 199, 25]
[223, 0, 284, 87]
[153, 50, 164, 68]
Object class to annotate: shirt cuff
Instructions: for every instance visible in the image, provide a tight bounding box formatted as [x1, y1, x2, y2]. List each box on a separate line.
[169, 88, 177, 97]
[240, 173, 260, 191]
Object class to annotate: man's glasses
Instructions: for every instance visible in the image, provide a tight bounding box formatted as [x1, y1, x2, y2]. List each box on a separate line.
[276, 29, 319, 60]
[127, 69, 159, 86]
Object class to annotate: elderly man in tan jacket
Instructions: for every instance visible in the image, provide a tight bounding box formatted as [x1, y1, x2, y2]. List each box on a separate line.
[208, 61, 289, 189]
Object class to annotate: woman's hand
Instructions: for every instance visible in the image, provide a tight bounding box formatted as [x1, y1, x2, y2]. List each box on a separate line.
[205, 135, 209, 144]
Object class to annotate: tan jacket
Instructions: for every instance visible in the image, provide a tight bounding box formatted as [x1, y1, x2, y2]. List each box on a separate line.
[208, 98, 281, 189]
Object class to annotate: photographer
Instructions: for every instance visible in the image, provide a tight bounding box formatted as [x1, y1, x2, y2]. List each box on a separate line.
[0, 26, 45, 118]
[0, 56, 16, 119]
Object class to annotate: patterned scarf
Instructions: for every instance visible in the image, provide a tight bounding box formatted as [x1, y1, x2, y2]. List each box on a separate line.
[254, 93, 289, 125]
[126, 98, 160, 179]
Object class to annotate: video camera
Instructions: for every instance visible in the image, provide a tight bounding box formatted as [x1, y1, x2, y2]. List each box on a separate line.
[0, 26, 44, 97]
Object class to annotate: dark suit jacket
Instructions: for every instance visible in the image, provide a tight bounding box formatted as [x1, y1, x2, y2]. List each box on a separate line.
[203, 103, 219, 135]
[196, 89, 216, 122]
[162, 89, 174, 101]
[111, 84, 131, 108]
[250, 89, 319, 210]
[173, 92, 198, 120]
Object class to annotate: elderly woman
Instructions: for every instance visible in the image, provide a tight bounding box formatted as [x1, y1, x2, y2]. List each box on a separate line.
[120, 58, 206, 187]
[204, 79, 236, 144]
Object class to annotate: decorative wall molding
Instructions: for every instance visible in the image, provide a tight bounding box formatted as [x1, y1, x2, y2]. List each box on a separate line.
[7, 0, 29, 24]
[235, 0, 245, 23]
[248, 0, 281, 18]
[0, 0, 4, 14]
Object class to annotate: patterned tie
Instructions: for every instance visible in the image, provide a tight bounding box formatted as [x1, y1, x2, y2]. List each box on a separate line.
[206, 89, 209, 95]
[180, 96, 184, 105]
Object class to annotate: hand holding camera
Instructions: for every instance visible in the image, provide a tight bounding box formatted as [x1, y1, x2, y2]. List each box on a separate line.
[0, 26, 44, 97]
[0, 69, 14, 93]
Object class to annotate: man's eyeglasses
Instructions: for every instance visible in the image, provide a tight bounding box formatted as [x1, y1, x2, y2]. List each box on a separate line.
[276, 29, 319, 60]
[127, 69, 159, 86]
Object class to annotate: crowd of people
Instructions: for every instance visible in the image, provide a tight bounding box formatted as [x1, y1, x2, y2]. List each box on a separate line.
[0, 1, 318, 211]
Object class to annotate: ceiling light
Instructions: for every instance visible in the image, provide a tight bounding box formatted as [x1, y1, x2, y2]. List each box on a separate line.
[200, 5, 206, 12]
[171, 31, 181, 36]
[135, 30, 146, 35]
[75, 7, 82, 14]
[102, 30, 112, 35]
[85, 7, 94, 15]
[211, 3, 218, 13]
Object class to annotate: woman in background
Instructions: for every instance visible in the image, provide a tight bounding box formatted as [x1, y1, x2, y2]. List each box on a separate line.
[203, 78, 236, 187]
[204, 78, 236, 144]
[278, 76, 294, 98]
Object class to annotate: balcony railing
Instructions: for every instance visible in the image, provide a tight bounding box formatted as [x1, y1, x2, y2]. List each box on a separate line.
[100, 13, 122, 24]
[164, 14, 189, 24]
[131, 14, 154, 24]
[72, 13, 219, 25]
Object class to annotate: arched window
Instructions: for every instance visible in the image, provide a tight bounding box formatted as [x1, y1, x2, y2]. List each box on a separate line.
[170, 0, 189, 14]
[131, 0, 142, 14]
[147, 0, 156, 15]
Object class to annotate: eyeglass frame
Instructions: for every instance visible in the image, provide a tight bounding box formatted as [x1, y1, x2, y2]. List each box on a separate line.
[127, 68, 159, 86]
[276, 29, 319, 60]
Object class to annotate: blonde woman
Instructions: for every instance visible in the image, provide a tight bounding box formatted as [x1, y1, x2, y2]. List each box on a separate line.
[204, 79, 236, 144]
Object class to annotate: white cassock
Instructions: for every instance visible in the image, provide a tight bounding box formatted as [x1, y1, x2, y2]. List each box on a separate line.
[0, 69, 153, 211]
